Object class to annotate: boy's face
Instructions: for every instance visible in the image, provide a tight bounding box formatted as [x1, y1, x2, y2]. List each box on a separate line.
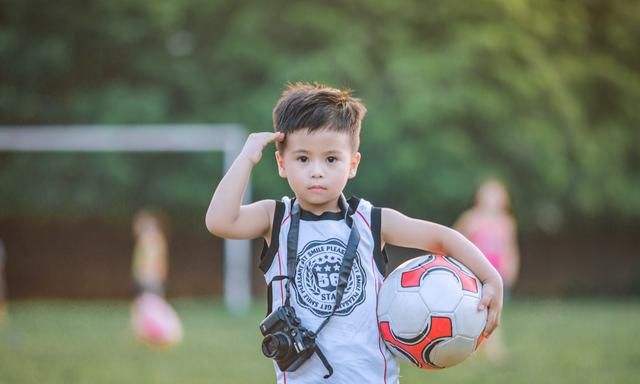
[275, 128, 360, 214]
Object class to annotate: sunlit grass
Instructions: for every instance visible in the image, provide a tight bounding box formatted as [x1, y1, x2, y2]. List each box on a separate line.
[1, 298, 639, 384]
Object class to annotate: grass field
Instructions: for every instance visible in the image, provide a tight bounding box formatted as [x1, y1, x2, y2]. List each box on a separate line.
[1, 298, 639, 384]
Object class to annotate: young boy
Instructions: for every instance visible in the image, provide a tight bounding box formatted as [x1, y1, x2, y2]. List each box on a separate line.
[206, 83, 503, 383]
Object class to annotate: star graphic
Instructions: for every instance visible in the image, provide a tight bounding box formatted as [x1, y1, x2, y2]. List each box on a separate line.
[324, 265, 331, 272]
[333, 265, 340, 272]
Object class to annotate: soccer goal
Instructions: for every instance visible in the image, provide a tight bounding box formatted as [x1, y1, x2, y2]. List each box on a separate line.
[0, 125, 252, 314]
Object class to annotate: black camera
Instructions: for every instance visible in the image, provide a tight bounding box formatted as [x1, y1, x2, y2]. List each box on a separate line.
[259, 305, 317, 372]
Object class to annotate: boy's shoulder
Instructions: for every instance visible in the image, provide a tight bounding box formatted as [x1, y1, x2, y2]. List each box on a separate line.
[282, 195, 380, 211]
[269, 196, 381, 223]
[246, 198, 280, 225]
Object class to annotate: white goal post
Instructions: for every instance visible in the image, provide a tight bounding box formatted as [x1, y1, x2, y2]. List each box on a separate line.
[0, 125, 252, 314]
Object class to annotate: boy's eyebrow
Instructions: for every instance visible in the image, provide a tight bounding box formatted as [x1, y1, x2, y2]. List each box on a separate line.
[289, 149, 345, 156]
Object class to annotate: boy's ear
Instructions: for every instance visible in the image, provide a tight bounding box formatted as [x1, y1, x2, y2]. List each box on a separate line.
[349, 152, 361, 179]
[275, 151, 287, 178]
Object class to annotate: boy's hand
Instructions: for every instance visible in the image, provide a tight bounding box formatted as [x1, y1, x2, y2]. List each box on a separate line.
[240, 132, 285, 165]
[478, 277, 503, 337]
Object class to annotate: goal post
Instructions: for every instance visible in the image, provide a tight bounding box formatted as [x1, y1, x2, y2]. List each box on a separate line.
[0, 125, 252, 314]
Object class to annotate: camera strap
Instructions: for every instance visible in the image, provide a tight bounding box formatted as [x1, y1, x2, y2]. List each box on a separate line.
[314, 213, 360, 334]
[285, 195, 360, 314]
[284, 195, 360, 378]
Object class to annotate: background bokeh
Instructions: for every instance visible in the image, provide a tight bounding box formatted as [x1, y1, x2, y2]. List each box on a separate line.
[1, 1, 639, 382]
[1, 0, 638, 298]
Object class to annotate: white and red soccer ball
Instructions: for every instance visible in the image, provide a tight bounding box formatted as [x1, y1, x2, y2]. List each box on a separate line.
[378, 254, 487, 369]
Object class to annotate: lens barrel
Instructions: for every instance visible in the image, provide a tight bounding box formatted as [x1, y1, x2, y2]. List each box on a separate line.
[261, 332, 292, 359]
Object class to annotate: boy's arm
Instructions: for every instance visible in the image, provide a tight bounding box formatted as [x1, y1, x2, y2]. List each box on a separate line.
[205, 132, 284, 240]
[381, 208, 504, 336]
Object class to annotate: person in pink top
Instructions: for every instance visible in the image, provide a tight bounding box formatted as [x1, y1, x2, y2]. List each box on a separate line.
[454, 178, 520, 363]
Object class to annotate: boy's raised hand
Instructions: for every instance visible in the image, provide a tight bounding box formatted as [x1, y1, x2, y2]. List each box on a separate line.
[478, 277, 504, 337]
[241, 132, 285, 165]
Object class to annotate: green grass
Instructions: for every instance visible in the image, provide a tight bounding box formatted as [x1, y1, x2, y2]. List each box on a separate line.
[1, 298, 639, 383]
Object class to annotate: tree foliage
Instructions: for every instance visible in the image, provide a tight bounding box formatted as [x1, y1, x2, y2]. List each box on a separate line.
[1, 0, 638, 231]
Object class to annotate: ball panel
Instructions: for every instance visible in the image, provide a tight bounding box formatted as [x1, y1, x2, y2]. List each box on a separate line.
[395, 255, 433, 271]
[377, 272, 400, 318]
[454, 295, 487, 338]
[444, 256, 473, 274]
[380, 316, 453, 369]
[388, 291, 430, 337]
[429, 336, 476, 368]
[420, 271, 463, 312]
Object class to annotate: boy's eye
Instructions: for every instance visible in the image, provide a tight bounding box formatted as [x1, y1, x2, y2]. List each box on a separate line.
[297, 156, 308, 163]
[327, 156, 337, 163]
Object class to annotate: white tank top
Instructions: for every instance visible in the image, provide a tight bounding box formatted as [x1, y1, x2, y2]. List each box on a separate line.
[259, 196, 399, 384]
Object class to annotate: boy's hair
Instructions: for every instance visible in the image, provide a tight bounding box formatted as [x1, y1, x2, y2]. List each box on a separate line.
[272, 82, 367, 152]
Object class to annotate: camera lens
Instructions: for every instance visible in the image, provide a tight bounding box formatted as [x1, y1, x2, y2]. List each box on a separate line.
[261, 332, 292, 359]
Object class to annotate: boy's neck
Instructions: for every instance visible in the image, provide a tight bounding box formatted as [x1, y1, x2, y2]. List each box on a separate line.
[297, 197, 342, 216]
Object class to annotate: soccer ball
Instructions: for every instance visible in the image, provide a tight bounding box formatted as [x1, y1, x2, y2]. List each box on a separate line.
[131, 292, 184, 348]
[378, 254, 487, 369]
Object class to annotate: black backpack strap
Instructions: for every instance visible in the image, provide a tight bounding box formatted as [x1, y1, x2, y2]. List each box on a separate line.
[266, 275, 288, 316]
[259, 200, 286, 273]
[371, 207, 388, 276]
[260, 200, 287, 316]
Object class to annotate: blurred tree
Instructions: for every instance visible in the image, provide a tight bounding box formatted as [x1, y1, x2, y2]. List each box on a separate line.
[0, 0, 638, 232]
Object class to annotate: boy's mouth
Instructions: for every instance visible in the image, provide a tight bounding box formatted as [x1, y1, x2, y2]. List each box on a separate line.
[308, 185, 327, 191]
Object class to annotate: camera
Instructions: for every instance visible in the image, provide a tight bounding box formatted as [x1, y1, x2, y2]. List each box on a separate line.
[260, 305, 317, 372]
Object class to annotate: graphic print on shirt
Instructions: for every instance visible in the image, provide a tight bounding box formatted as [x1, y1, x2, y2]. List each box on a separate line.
[293, 238, 366, 317]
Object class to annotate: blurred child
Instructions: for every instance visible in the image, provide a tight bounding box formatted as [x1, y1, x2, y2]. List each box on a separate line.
[205, 82, 503, 383]
[130, 210, 183, 347]
[132, 210, 169, 297]
[454, 178, 520, 363]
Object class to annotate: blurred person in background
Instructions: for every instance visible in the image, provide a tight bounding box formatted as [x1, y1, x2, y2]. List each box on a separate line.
[130, 210, 183, 348]
[132, 210, 169, 297]
[454, 178, 520, 363]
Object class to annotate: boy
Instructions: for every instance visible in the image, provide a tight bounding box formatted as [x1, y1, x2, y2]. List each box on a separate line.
[206, 83, 503, 383]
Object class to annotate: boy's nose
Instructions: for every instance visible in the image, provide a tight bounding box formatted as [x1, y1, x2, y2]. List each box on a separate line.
[311, 161, 324, 178]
